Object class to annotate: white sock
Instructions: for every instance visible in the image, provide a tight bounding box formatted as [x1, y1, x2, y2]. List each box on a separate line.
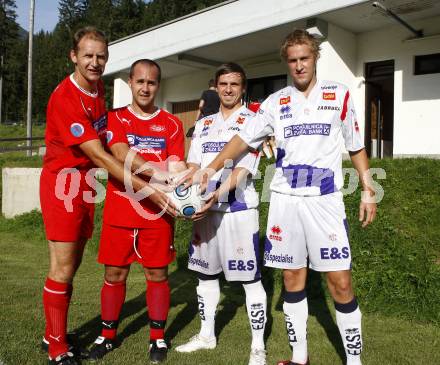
[196, 279, 220, 339]
[283, 291, 308, 364]
[243, 281, 267, 350]
[335, 300, 363, 365]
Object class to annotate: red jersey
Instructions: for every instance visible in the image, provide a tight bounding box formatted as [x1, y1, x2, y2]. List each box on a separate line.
[103, 106, 185, 228]
[43, 75, 106, 173]
[248, 102, 261, 113]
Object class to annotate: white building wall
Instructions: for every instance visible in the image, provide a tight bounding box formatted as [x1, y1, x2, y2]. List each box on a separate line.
[161, 69, 213, 105]
[159, 60, 287, 109]
[357, 16, 440, 156]
[113, 74, 131, 108]
[317, 23, 361, 153]
[110, 13, 440, 157]
[113, 71, 166, 110]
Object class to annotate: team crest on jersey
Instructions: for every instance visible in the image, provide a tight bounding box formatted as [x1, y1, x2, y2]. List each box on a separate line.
[236, 116, 245, 124]
[269, 225, 282, 241]
[322, 92, 336, 100]
[354, 120, 360, 132]
[279, 96, 291, 105]
[201, 119, 213, 136]
[150, 124, 165, 132]
[70, 123, 85, 137]
[106, 131, 113, 144]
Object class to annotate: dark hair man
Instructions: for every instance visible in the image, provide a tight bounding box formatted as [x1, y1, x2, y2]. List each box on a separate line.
[175, 63, 267, 365]
[186, 30, 376, 365]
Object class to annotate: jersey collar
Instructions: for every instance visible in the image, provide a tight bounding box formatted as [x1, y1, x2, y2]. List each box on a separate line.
[218, 104, 247, 125]
[127, 105, 161, 120]
[69, 74, 99, 98]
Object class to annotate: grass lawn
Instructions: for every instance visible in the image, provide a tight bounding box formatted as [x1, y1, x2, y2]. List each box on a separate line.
[0, 157, 439, 364]
[0, 124, 46, 152]
[0, 226, 439, 365]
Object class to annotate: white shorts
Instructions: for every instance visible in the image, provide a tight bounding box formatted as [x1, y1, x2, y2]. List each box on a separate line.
[188, 209, 261, 281]
[264, 191, 352, 272]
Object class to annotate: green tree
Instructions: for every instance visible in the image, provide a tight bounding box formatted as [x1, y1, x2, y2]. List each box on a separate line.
[0, 0, 27, 123]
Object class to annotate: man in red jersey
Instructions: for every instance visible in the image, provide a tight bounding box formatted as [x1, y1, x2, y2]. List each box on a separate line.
[87, 59, 185, 364]
[41, 28, 175, 365]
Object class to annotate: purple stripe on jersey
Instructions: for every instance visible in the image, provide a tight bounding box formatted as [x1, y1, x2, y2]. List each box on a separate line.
[209, 180, 249, 212]
[228, 189, 248, 212]
[275, 148, 286, 168]
[282, 164, 336, 195]
[188, 241, 195, 257]
[275, 149, 336, 195]
[253, 232, 261, 280]
[264, 237, 273, 254]
[343, 218, 349, 240]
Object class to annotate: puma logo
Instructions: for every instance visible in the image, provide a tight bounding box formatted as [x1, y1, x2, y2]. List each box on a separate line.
[49, 335, 61, 342]
[102, 321, 113, 328]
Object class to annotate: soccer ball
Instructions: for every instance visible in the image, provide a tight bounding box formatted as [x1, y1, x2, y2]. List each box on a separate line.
[166, 184, 204, 217]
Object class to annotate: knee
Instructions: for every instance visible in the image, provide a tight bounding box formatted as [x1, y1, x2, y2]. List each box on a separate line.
[104, 271, 127, 283]
[49, 262, 76, 283]
[328, 276, 353, 299]
[145, 267, 168, 282]
[283, 269, 306, 292]
[104, 266, 129, 283]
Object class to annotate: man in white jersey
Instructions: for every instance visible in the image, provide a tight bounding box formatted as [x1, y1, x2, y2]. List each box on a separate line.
[186, 30, 376, 365]
[175, 63, 267, 365]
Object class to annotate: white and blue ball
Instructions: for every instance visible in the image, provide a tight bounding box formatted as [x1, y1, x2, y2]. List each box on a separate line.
[167, 184, 204, 217]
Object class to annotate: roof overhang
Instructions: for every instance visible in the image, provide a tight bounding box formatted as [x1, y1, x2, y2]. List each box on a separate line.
[105, 0, 440, 79]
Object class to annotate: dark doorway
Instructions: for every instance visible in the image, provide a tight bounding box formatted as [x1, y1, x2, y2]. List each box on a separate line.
[365, 60, 394, 158]
[245, 75, 287, 104]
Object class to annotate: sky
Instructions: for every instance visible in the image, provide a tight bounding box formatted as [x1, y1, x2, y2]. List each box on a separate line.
[15, 0, 60, 33]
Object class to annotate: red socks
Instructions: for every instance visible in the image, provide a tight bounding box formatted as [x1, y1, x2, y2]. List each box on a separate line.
[100, 280, 126, 339]
[146, 280, 170, 340]
[43, 278, 71, 358]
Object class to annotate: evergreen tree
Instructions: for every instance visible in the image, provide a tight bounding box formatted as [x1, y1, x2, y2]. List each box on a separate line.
[1, 0, 226, 124]
[0, 0, 26, 123]
[58, 0, 87, 34]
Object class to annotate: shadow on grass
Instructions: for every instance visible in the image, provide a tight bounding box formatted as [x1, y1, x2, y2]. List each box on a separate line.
[72, 268, 198, 348]
[73, 248, 274, 350]
[274, 269, 345, 362]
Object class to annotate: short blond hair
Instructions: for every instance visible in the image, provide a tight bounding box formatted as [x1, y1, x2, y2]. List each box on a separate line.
[280, 29, 321, 60]
[72, 26, 108, 53]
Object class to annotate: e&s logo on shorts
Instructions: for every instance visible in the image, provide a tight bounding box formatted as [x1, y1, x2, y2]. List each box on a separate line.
[70, 122, 85, 137]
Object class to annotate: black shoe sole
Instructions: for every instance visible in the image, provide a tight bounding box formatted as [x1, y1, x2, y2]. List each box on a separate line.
[41, 333, 89, 359]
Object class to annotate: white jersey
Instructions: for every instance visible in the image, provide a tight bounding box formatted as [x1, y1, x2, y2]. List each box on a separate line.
[239, 80, 364, 196]
[187, 105, 260, 212]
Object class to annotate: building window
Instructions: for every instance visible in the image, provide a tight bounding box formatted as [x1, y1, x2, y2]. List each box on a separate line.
[414, 53, 440, 75]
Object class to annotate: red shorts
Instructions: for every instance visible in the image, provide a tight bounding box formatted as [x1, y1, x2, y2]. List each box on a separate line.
[40, 168, 95, 242]
[98, 223, 176, 267]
